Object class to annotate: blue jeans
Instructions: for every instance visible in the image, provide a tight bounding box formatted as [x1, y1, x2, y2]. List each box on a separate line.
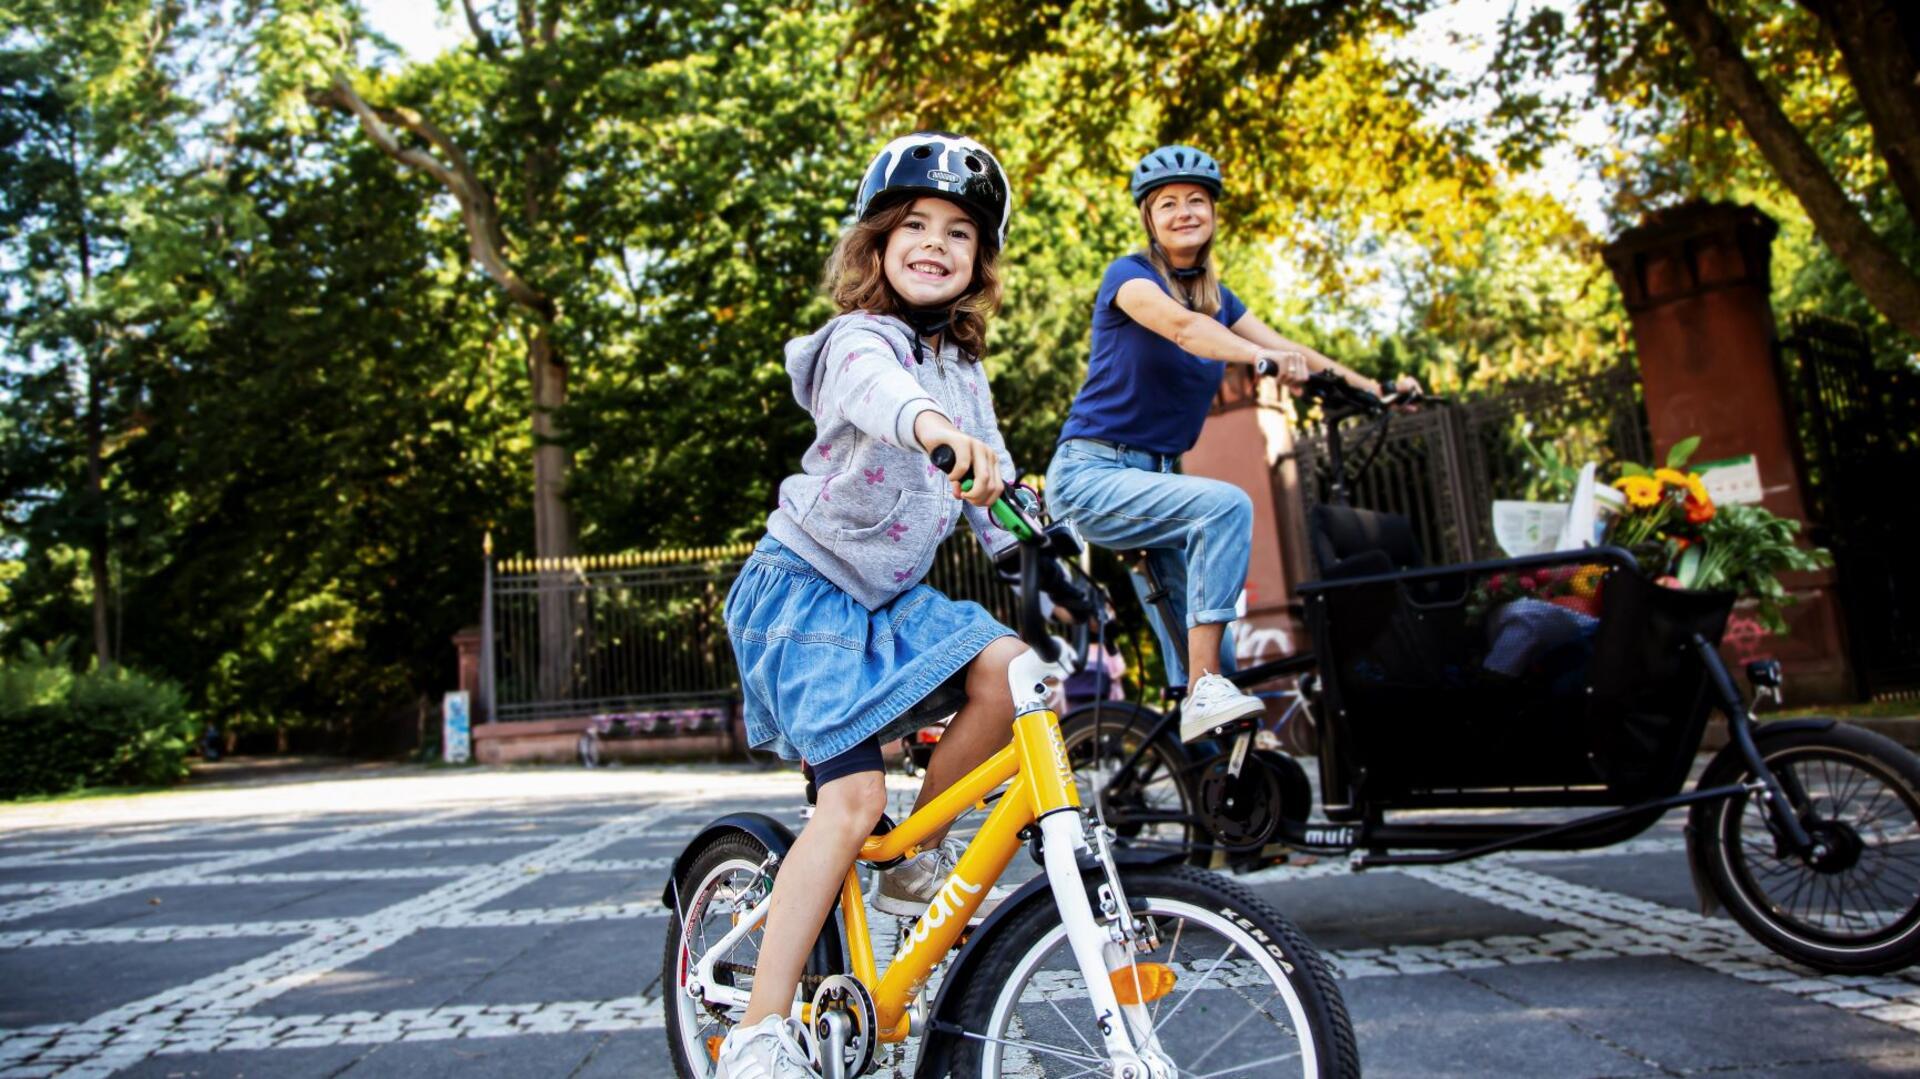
[1045, 438, 1250, 688]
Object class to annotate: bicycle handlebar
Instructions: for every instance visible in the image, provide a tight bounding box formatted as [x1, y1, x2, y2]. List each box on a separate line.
[1251, 360, 1428, 416]
[929, 445, 1060, 664]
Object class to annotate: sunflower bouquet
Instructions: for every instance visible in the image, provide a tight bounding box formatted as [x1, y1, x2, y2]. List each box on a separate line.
[1608, 436, 1716, 567]
[1605, 436, 1830, 633]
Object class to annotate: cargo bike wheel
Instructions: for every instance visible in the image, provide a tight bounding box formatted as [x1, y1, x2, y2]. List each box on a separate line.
[1692, 724, 1920, 974]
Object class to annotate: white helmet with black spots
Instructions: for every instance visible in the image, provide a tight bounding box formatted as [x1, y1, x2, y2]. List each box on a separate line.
[855, 132, 1012, 250]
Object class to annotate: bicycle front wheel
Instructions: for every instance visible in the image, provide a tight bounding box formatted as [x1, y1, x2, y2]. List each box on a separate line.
[1694, 723, 1920, 973]
[951, 865, 1358, 1078]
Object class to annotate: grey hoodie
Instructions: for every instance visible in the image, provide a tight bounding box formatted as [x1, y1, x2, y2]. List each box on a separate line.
[765, 312, 1019, 609]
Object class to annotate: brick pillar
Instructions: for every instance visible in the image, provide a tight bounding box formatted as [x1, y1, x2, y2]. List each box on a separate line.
[1601, 201, 1854, 699]
[453, 627, 486, 722]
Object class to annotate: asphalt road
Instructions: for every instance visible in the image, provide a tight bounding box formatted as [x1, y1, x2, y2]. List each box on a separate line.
[1, 763, 1916, 1078]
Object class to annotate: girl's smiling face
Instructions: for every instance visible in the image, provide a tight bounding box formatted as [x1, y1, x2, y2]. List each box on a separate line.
[1146, 181, 1215, 260]
[883, 196, 979, 308]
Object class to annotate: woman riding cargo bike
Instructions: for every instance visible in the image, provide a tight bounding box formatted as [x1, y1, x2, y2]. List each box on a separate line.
[1045, 144, 1420, 743]
[1060, 342, 1920, 977]
[663, 133, 1357, 1079]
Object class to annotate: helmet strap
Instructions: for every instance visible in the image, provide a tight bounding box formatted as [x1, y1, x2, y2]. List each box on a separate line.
[899, 305, 953, 364]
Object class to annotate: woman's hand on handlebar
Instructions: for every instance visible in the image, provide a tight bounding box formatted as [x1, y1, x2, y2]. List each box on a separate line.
[1379, 374, 1426, 410]
[915, 411, 1003, 507]
[1253, 348, 1312, 390]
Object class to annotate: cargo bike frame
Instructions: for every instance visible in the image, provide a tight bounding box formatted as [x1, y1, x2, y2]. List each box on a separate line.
[1062, 369, 1920, 974]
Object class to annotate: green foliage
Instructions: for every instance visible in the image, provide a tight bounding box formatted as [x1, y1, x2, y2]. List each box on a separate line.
[1665, 435, 1701, 471]
[1686, 504, 1835, 635]
[0, 0, 1907, 748]
[0, 642, 195, 799]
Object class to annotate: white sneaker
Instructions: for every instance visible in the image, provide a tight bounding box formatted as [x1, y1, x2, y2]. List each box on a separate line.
[716, 1014, 818, 1079]
[1180, 672, 1266, 742]
[872, 837, 1002, 921]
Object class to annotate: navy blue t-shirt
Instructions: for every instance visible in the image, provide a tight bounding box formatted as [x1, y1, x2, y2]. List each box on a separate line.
[1058, 254, 1249, 456]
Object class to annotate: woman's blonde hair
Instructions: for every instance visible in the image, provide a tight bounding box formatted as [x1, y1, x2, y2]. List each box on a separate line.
[824, 198, 1002, 361]
[1138, 198, 1223, 317]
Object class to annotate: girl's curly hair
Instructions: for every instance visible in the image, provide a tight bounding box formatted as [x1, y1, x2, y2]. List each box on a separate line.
[824, 198, 1001, 361]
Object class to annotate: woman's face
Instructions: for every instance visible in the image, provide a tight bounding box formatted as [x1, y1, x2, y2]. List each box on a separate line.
[883, 196, 979, 308]
[1145, 181, 1215, 259]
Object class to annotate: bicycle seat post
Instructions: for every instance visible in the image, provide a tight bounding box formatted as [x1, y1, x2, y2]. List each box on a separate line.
[1130, 550, 1191, 676]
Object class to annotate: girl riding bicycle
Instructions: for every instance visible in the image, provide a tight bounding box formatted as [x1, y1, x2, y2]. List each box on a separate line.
[1046, 144, 1416, 742]
[715, 132, 1040, 1079]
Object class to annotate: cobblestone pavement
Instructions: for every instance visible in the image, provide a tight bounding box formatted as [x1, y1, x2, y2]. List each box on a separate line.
[2, 764, 1917, 1078]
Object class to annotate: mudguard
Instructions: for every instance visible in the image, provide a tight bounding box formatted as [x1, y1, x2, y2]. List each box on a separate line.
[662, 812, 848, 980]
[1684, 717, 1839, 916]
[912, 848, 1177, 1079]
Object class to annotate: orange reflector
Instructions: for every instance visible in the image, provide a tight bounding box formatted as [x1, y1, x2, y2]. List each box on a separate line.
[707, 1035, 724, 1062]
[1111, 963, 1177, 1005]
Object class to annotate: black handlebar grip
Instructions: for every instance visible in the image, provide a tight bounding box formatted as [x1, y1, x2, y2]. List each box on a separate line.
[1254, 357, 1279, 379]
[930, 445, 959, 478]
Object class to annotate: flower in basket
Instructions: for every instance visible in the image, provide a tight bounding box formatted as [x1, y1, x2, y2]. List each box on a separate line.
[1608, 437, 1716, 558]
[1606, 435, 1832, 634]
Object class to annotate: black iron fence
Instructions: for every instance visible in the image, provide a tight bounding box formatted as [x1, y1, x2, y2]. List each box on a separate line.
[1276, 365, 1651, 567]
[482, 536, 1016, 723]
[1779, 314, 1920, 697]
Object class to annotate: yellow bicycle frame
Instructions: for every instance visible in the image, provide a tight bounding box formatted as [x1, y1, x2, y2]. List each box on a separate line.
[841, 706, 1081, 1041]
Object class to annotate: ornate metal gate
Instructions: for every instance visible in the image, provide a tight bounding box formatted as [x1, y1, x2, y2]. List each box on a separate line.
[1277, 366, 1651, 566]
[1780, 314, 1920, 697]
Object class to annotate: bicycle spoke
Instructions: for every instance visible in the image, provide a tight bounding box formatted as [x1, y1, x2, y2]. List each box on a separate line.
[1151, 916, 1188, 1030]
[1042, 979, 1102, 1060]
[1148, 942, 1237, 1031]
[961, 1028, 1106, 1067]
[1182, 986, 1285, 1071]
[1190, 1047, 1306, 1079]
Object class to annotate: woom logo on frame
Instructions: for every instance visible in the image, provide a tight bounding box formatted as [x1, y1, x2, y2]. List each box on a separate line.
[908, 874, 984, 947]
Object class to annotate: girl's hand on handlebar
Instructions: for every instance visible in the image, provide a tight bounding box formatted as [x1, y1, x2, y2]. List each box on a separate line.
[915, 412, 1003, 507]
[1254, 348, 1311, 388]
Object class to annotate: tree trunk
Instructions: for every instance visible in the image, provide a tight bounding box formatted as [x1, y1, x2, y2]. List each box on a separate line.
[317, 74, 582, 700]
[528, 322, 578, 699]
[1660, 0, 1920, 340]
[1802, 0, 1920, 221]
[85, 357, 112, 671]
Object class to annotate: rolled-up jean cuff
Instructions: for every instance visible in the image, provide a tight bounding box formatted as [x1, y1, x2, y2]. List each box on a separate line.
[1190, 607, 1239, 628]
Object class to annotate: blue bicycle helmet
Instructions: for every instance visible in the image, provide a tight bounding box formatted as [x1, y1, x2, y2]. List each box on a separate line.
[1131, 144, 1223, 205]
[855, 132, 1012, 249]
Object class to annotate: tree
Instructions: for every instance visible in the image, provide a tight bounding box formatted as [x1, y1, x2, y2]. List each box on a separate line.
[850, 1, 1920, 345]
[0, 0, 217, 668]
[1592, 0, 1920, 340]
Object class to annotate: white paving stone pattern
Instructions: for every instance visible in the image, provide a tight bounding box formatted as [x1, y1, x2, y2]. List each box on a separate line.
[1, 763, 1915, 1077]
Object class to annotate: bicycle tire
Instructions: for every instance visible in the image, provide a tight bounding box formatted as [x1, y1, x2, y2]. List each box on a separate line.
[664, 834, 781, 1077]
[1693, 723, 1920, 974]
[950, 864, 1358, 1078]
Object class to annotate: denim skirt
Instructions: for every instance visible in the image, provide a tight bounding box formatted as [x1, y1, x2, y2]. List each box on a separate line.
[725, 537, 1014, 763]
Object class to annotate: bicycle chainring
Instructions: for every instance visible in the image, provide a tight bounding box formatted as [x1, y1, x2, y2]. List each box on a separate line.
[810, 973, 877, 1076]
[1197, 755, 1285, 849]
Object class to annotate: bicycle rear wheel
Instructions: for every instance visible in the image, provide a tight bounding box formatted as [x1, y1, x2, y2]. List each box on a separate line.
[663, 834, 774, 1078]
[950, 865, 1357, 1078]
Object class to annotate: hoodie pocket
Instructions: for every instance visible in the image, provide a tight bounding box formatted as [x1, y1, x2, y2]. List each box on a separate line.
[839, 488, 948, 589]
